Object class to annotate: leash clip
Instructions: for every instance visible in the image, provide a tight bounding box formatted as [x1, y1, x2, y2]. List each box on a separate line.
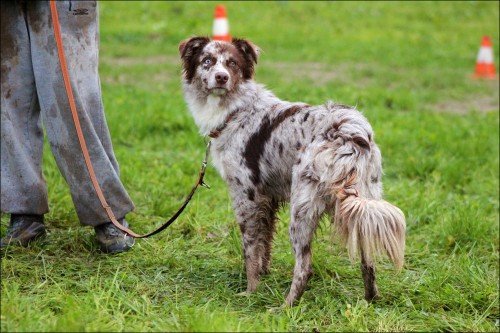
[199, 141, 211, 189]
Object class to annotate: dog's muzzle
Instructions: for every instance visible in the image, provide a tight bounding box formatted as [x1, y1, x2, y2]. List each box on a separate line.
[209, 71, 230, 95]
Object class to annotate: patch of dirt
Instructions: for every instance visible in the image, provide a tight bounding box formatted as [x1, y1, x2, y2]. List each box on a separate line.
[100, 54, 179, 66]
[430, 78, 499, 114]
[263, 60, 372, 86]
[100, 55, 179, 86]
[101, 70, 175, 86]
[268, 61, 342, 86]
[432, 93, 499, 114]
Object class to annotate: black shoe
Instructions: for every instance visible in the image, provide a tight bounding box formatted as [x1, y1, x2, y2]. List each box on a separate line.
[0, 214, 46, 248]
[94, 219, 134, 254]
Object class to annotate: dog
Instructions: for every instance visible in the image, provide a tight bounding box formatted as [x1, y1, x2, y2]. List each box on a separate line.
[179, 36, 406, 306]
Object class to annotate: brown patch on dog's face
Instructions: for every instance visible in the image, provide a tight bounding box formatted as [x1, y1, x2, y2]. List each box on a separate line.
[232, 38, 259, 80]
[179, 36, 211, 83]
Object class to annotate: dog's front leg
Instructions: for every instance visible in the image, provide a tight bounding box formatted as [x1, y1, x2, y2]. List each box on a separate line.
[240, 225, 261, 293]
[233, 194, 278, 294]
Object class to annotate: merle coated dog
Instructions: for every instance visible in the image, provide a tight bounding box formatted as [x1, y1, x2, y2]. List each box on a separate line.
[179, 36, 406, 306]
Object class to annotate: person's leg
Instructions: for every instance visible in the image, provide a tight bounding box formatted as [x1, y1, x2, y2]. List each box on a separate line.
[27, 1, 135, 228]
[1, 1, 47, 247]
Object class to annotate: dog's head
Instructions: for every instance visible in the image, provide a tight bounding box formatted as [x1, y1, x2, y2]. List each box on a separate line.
[179, 36, 259, 96]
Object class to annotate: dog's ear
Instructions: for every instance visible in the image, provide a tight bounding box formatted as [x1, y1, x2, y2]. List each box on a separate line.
[232, 38, 260, 79]
[179, 36, 211, 60]
[231, 38, 260, 64]
[179, 36, 211, 82]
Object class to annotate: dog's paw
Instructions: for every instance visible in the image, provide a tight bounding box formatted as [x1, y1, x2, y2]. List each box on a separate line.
[267, 305, 285, 313]
[236, 291, 251, 297]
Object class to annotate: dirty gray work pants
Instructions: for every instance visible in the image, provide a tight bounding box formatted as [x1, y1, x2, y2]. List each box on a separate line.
[1, 1, 135, 226]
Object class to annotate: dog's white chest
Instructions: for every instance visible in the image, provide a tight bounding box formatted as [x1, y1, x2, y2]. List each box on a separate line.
[187, 95, 230, 136]
[209, 144, 229, 180]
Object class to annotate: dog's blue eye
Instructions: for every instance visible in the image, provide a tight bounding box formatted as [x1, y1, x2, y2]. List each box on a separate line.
[203, 57, 211, 65]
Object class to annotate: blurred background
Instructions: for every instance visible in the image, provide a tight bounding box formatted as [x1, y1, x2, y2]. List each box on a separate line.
[98, 1, 499, 112]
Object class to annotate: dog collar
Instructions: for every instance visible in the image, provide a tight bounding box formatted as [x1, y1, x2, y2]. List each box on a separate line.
[208, 110, 238, 138]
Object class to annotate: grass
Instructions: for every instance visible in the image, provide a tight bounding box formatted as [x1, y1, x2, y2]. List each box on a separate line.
[1, 1, 499, 332]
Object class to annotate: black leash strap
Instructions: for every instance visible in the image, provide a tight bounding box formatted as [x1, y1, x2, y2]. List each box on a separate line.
[131, 141, 212, 239]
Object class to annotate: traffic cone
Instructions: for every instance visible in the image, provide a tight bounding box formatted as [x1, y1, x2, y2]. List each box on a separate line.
[473, 36, 497, 79]
[212, 5, 231, 42]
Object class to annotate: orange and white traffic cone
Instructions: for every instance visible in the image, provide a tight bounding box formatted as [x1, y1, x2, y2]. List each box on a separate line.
[473, 36, 497, 79]
[212, 5, 231, 42]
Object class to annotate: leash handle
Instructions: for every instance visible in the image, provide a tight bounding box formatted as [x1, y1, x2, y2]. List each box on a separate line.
[49, 0, 208, 238]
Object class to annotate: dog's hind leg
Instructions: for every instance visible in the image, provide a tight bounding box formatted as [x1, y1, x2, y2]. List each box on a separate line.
[360, 247, 379, 301]
[285, 167, 326, 306]
[233, 195, 278, 293]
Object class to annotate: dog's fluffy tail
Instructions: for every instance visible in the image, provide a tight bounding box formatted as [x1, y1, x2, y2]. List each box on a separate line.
[335, 194, 406, 270]
[322, 105, 406, 270]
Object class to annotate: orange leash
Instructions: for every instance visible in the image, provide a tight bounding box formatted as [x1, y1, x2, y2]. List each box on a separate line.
[49, 0, 210, 238]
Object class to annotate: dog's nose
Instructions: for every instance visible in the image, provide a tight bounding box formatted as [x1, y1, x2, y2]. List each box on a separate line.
[215, 72, 229, 84]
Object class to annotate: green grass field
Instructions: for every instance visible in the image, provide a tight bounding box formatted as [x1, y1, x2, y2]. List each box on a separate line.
[1, 1, 499, 332]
